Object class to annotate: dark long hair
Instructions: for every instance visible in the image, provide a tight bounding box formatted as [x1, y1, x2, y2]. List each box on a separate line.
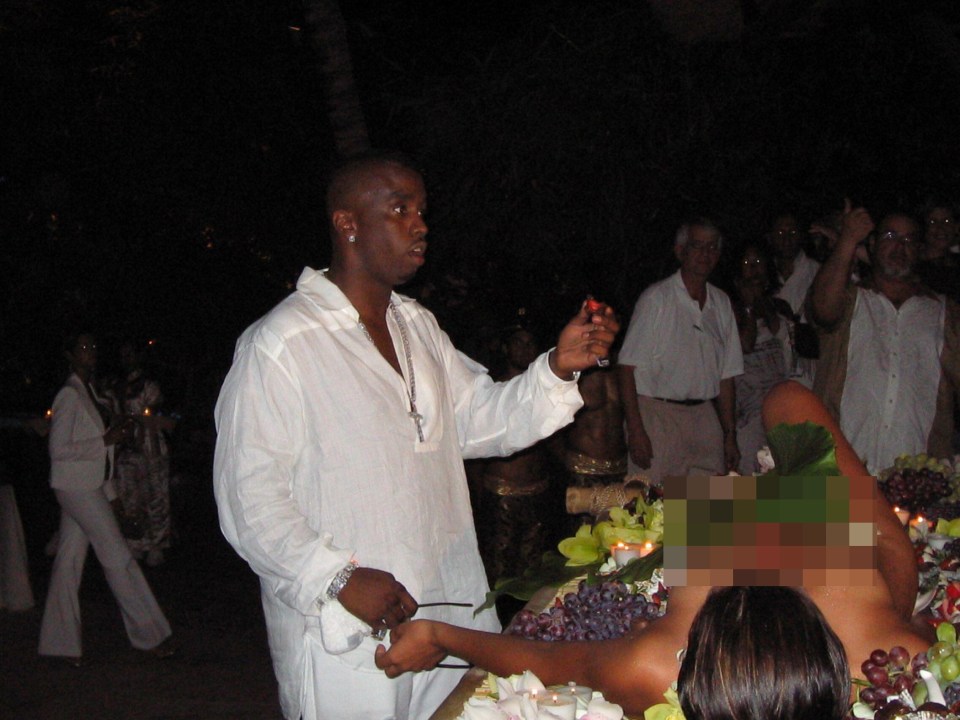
[678, 587, 849, 720]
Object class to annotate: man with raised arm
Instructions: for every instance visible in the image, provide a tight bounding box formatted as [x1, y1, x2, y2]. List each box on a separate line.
[809, 201, 959, 475]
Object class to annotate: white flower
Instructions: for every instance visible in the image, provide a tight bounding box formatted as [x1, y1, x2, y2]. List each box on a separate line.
[581, 698, 625, 720]
[756, 446, 776, 474]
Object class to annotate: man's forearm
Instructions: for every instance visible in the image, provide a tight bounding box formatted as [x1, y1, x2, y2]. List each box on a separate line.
[810, 205, 872, 328]
[717, 378, 736, 437]
[616, 364, 644, 433]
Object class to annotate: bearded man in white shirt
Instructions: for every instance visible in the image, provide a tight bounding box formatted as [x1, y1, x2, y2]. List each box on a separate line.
[810, 203, 960, 475]
[213, 150, 619, 720]
[617, 219, 744, 483]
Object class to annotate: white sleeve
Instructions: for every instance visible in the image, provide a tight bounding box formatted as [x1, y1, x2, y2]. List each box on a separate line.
[213, 339, 355, 621]
[719, 295, 745, 380]
[618, 290, 661, 371]
[438, 337, 583, 460]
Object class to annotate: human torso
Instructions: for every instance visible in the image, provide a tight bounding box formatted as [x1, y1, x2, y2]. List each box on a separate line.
[620, 271, 743, 400]
[736, 316, 791, 424]
[840, 287, 945, 473]
[776, 251, 820, 317]
[566, 369, 626, 461]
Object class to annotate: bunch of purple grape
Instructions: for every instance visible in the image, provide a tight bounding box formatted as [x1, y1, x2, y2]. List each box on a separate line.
[858, 646, 920, 711]
[505, 579, 662, 642]
[926, 503, 960, 525]
[879, 468, 953, 514]
[857, 645, 957, 717]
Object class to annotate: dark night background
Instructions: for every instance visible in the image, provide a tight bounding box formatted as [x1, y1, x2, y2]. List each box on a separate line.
[1, 0, 959, 433]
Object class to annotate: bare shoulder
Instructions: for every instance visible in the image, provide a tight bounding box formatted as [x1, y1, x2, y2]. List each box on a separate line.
[592, 587, 707, 714]
[806, 585, 931, 665]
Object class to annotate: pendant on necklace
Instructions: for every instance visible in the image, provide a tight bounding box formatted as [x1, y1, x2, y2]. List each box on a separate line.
[357, 305, 425, 442]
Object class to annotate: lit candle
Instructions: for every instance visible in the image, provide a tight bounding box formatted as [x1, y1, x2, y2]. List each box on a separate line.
[893, 506, 910, 526]
[548, 682, 593, 707]
[143, 407, 152, 417]
[539, 693, 576, 720]
[612, 542, 641, 567]
[612, 541, 655, 567]
[910, 515, 930, 536]
[919, 669, 946, 705]
[44, 409, 53, 420]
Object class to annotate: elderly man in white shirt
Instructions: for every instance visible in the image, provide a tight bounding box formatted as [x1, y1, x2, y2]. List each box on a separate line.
[810, 202, 960, 475]
[617, 219, 744, 483]
[213, 151, 619, 720]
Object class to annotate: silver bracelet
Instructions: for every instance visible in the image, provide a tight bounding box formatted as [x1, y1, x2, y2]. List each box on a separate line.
[317, 560, 358, 608]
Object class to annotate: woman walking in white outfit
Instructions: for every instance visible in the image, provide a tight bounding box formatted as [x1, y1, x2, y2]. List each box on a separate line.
[38, 332, 173, 665]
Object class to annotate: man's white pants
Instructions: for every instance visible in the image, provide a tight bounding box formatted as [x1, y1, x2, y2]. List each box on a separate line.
[629, 396, 725, 482]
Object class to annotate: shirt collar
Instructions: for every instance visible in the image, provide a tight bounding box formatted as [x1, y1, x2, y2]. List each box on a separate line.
[296, 267, 414, 314]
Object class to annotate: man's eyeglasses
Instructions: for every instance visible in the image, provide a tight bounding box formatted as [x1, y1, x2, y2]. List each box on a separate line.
[878, 231, 919, 246]
[773, 230, 801, 239]
[927, 218, 954, 227]
[688, 242, 720, 253]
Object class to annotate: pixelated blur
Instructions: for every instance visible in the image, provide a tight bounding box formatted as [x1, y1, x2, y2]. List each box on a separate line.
[662, 474, 877, 586]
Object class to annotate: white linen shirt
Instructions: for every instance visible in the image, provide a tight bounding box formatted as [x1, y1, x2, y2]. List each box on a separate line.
[619, 270, 744, 400]
[213, 267, 583, 720]
[776, 251, 820, 317]
[840, 288, 945, 474]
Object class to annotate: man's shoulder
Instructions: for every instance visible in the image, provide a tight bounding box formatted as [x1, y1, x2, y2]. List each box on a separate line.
[234, 290, 325, 357]
[635, 271, 678, 306]
[705, 281, 734, 310]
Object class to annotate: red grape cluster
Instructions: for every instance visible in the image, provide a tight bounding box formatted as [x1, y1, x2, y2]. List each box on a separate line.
[857, 645, 955, 718]
[505, 579, 663, 642]
[879, 468, 953, 514]
[858, 646, 919, 710]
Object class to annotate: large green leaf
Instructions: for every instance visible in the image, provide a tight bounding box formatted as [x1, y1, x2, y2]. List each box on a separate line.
[475, 546, 664, 614]
[475, 552, 600, 615]
[765, 421, 839, 477]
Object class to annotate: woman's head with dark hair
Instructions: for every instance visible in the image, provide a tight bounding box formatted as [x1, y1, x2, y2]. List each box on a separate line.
[62, 331, 98, 379]
[732, 243, 780, 300]
[678, 586, 849, 720]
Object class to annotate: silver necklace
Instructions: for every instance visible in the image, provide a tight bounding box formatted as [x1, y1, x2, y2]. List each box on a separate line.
[357, 303, 425, 443]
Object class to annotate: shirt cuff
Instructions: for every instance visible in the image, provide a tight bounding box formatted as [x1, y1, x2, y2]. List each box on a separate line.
[318, 599, 371, 654]
[538, 349, 581, 385]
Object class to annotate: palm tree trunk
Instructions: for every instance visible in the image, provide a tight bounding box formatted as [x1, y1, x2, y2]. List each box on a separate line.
[301, 0, 370, 157]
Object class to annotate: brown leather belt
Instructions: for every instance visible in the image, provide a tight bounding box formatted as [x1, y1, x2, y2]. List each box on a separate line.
[654, 397, 707, 406]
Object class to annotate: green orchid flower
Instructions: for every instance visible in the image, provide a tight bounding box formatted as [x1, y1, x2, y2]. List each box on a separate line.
[558, 524, 604, 565]
[644, 685, 685, 720]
